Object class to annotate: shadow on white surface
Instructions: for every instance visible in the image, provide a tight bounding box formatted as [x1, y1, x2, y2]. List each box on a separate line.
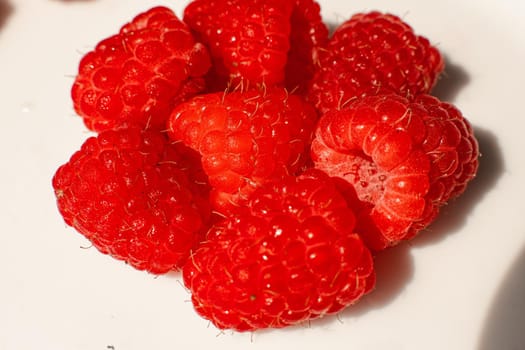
[325, 20, 339, 36]
[432, 55, 471, 103]
[412, 126, 504, 247]
[308, 242, 414, 328]
[345, 242, 414, 316]
[477, 243, 525, 350]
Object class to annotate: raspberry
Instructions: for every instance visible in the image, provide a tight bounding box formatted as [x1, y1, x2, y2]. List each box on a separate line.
[52, 127, 212, 273]
[71, 6, 211, 132]
[183, 169, 375, 331]
[56, 1, 482, 333]
[308, 11, 444, 113]
[311, 94, 479, 250]
[167, 88, 318, 215]
[183, 0, 294, 90]
[285, 0, 329, 93]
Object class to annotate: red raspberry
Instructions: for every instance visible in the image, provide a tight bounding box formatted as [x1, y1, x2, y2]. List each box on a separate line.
[311, 94, 479, 250]
[71, 6, 211, 132]
[285, 0, 329, 94]
[183, 0, 294, 90]
[167, 88, 318, 215]
[308, 11, 444, 113]
[52, 127, 212, 274]
[183, 169, 375, 332]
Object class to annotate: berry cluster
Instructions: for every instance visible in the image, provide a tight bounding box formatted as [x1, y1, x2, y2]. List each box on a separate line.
[53, 1, 479, 332]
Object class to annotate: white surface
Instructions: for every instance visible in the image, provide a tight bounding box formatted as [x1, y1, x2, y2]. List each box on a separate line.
[1, 0, 523, 349]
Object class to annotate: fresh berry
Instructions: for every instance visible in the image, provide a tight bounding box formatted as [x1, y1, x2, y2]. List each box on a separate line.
[311, 94, 478, 250]
[167, 88, 318, 215]
[308, 11, 444, 113]
[285, 0, 329, 93]
[71, 6, 211, 132]
[183, 169, 375, 331]
[183, 0, 294, 90]
[52, 127, 212, 274]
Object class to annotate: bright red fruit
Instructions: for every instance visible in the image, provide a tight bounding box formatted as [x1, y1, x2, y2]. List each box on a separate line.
[167, 88, 318, 216]
[308, 11, 444, 113]
[71, 6, 211, 132]
[183, 0, 294, 90]
[52, 127, 212, 274]
[311, 94, 479, 250]
[183, 169, 375, 332]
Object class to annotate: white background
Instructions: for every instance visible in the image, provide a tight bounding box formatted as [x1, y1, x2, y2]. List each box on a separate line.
[1, 0, 524, 349]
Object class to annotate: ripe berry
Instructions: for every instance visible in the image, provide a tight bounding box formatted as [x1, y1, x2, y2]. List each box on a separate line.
[308, 11, 444, 113]
[183, 0, 294, 90]
[167, 88, 318, 215]
[52, 127, 212, 273]
[183, 169, 375, 331]
[71, 6, 211, 132]
[311, 94, 479, 250]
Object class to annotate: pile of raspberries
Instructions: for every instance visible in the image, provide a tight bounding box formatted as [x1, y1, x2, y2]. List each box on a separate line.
[52, 0, 479, 332]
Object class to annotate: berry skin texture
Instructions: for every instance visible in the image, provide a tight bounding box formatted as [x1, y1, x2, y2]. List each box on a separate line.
[311, 94, 479, 250]
[308, 11, 444, 114]
[183, 0, 294, 90]
[52, 127, 212, 274]
[183, 169, 375, 332]
[71, 6, 211, 132]
[167, 88, 319, 216]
